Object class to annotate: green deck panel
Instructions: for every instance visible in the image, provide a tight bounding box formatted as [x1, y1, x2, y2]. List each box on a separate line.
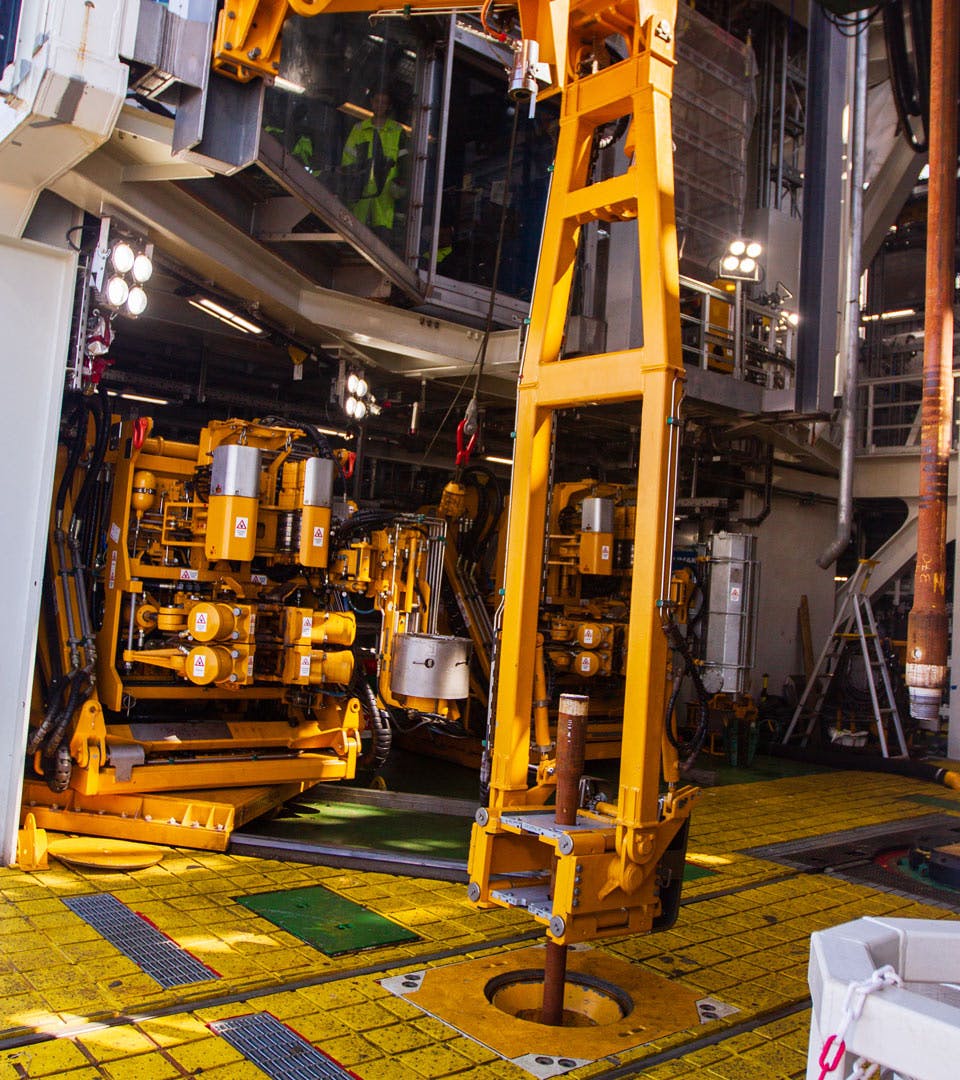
[900, 793, 960, 813]
[686, 753, 831, 786]
[236, 883, 420, 955]
[681, 863, 715, 881]
[253, 799, 474, 858]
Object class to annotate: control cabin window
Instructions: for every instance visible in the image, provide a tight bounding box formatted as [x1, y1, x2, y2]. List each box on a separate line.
[263, 15, 422, 256]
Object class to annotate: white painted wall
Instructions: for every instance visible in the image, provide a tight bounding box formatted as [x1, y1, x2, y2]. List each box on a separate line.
[751, 495, 839, 699]
[0, 235, 75, 864]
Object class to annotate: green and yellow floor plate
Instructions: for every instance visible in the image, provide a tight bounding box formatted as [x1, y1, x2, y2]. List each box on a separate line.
[2, 763, 960, 1079]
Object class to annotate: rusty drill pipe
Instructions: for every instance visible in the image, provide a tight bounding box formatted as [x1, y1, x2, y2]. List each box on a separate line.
[906, 0, 959, 721]
[554, 693, 588, 826]
[542, 693, 589, 1026]
[542, 941, 568, 1027]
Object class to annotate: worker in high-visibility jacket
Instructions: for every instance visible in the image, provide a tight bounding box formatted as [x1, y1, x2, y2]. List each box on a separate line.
[341, 90, 408, 243]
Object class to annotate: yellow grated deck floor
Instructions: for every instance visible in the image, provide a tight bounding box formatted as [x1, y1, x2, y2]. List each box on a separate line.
[1, 767, 959, 1079]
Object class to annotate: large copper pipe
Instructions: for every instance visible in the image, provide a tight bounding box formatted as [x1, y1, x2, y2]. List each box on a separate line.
[542, 693, 588, 1026]
[906, 0, 959, 721]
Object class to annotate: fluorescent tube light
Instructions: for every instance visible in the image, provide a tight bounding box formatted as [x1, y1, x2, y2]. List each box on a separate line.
[106, 391, 170, 405]
[188, 297, 264, 335]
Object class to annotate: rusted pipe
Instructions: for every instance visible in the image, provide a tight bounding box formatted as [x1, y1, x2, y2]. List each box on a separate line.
[554, 693, 588, 826]
[542, 942, 568, 1027]
[543, 693, 588, 1026]
[906, 0, 958, 722]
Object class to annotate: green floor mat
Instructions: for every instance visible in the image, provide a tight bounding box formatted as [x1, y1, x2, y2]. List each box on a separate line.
[236, 884, 420, 955]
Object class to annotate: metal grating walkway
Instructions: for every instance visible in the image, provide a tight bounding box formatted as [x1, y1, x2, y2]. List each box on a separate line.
[63, 893, 218, 988]
[210, 1012, 358, 1079]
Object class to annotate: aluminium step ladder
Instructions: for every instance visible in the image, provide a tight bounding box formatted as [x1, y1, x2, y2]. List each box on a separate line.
[781, 559, 908, 758]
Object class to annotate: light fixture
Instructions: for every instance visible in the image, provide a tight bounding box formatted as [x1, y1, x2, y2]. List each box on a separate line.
[106, 276, 129, 307]
[188, 297, 264, 335]
[91, 221, 155, 316]
[861, 308, 917, 322]
[126, 286, 148, 316]
[132, 252, 153, 283]
[347, 398, 368, 420]
[484, 455, 514, 466]
[111, 241, 135, 274]
[785, 311, 800, 327]
[342, 366, 374, 421]
[106, 390, 170, 405]
[718, 238, 763, 282]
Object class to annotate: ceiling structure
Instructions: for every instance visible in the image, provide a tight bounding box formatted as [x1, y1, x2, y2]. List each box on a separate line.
[35, 0, 933, 494]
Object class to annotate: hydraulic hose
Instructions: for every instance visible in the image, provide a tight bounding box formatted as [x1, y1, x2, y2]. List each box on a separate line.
[258, 415, 334, 459]
[44, 676, 90, 757]
[771, 742, 960, 790]
[358, 678, 392, 770]
[663, 620, 711, 766]
[27, 675, 69, 754]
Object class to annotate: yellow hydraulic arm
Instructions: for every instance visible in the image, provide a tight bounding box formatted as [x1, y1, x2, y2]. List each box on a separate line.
[220, 0, 697, 945]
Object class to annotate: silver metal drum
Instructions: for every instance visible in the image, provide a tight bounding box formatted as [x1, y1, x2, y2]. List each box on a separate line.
[390, 633, 472, 699]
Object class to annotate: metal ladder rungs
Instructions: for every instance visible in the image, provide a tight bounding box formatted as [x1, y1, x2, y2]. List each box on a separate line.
[780, 561, 908, 757]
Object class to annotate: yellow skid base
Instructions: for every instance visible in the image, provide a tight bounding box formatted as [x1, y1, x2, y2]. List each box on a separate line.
[20, 781, 308, 852]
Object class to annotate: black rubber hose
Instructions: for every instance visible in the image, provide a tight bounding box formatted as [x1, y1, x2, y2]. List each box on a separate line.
[663, 622, 711, 765]
[460, 465, 503, 562]
[358, 678, 392, 770]
[71, 392, 109, 528]
[27, 674, 69, 754]
[884, 0, 930, 152]
[258, 415, 333, 459]
[44, 676, 90, 758]
[54, 399, 86, 536]
[770, 742, 960, 789]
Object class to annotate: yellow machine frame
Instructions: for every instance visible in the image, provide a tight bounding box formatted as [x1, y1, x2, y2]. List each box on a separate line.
[468, 5, 697, 945]
[240, 0, 698, 945]
[79, 0, 698, 933]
